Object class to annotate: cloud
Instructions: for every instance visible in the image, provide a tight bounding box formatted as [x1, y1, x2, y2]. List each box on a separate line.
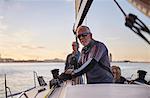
[65, 0, 73, 2]
[0, 16, 4, 20]
[0, 22, 7, 30]
[21, 45, 45, 50]
[37, 46, 45, 49]
[11, 30, 34, 43]
[0, 16, 8, 33]
[106, 37, 120, 41]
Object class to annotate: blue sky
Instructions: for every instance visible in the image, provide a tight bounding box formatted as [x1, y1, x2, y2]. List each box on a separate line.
[0, 0, 149, 61]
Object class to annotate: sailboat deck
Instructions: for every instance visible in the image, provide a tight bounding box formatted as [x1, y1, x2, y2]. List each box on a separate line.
[48, 83, 150, 98]
[24, 86, 49, 98]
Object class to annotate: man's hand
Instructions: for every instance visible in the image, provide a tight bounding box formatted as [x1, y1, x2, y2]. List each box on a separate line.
[65, 69, 74, 74]
[59, 72, 73, 81]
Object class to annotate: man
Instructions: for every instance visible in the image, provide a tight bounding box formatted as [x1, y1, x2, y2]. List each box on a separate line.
[65, 41, 82, 84]
[66, 26, 113, 84]
[132, 70, 148, 84]
[65, 41, 80, 70]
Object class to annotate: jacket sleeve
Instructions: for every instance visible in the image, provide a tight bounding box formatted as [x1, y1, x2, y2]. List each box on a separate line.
[72, 58, 98, 77]
[64, 54, 71, 71]
[89, 42, 107, 62]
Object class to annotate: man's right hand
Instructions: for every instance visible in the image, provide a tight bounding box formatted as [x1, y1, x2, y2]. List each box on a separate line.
[65, 69, 74, 74]
[58, 72, 73, 81]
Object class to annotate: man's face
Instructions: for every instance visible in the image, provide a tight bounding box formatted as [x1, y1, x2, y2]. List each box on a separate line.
[77, 28, 92, 46]
[72, 42, 78, 51]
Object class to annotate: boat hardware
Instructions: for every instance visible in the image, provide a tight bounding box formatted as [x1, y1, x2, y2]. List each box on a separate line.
[6, 71, 37, 98]
[17, 92, 29, 98]
[114, 0, 150, 45]
[34, 88, 46, 98]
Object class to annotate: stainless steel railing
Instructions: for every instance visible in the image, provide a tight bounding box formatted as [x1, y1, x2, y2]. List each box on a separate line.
[4, 71, 37, 98]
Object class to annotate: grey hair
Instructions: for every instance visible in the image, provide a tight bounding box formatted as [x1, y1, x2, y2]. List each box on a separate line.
[77, 25, 91, 33]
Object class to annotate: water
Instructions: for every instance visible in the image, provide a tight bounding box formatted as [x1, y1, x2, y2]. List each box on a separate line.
[112, 62, 150, 80]
[0, 62, 65, 98]
[0, 62, 150, 98]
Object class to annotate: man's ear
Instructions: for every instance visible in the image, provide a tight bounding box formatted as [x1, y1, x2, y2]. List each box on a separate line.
[90, 33, 92, 39]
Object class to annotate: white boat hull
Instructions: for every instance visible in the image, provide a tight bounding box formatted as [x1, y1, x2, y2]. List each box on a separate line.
[46, 81, 150, 98]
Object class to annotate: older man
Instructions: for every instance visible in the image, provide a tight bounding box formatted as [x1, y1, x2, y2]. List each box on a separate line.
[66, 26, 113, 84]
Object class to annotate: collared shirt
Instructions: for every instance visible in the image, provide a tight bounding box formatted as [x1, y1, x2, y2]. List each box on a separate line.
[65, 51, 80, 71]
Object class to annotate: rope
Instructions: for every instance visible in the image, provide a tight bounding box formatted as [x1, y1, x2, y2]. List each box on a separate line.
[44, 86, 57, 98]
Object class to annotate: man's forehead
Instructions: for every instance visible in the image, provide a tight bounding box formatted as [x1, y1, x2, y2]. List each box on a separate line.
[77, 27, 88, 33]
[72, 42, 77, 45]
[77, 26, 90, 33]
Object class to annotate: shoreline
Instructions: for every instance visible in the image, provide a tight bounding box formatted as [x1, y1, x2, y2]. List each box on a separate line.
[0, 61, 149, 63]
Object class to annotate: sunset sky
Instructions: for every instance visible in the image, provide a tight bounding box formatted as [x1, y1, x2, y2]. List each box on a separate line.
[0, 0, 149, 61]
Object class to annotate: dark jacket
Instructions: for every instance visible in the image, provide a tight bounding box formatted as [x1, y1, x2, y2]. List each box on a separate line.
[65, 51, 80, 71]
[73, 40, 113, 84]
[115, 76, 127, 84]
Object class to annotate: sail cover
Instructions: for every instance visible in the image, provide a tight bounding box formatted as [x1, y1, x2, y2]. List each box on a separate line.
[74, 0, 93, 32]
[128, 0, 150, 17]
[75, 0, 82, 19]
